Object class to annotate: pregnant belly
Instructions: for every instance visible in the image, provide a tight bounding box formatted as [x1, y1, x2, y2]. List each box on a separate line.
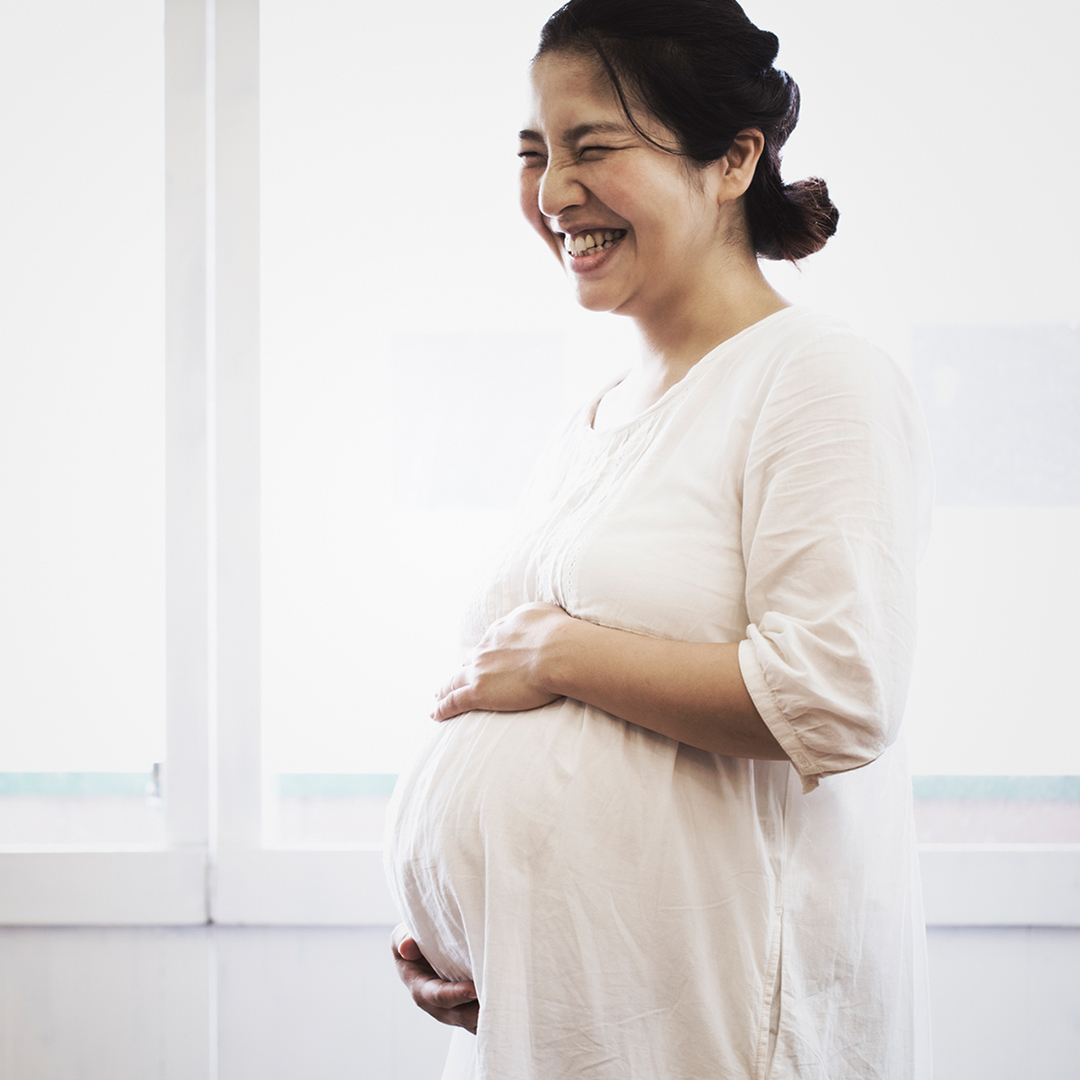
[385, 700, 669, 981]
[384, 699, 769, 988]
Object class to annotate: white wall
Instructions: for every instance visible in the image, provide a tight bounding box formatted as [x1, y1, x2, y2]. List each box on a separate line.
[2, 924, 1078, 1080]
[0, 926, 450, 1080]
[0, 928, 210, 1080]
[927, 928, 1080, 1080]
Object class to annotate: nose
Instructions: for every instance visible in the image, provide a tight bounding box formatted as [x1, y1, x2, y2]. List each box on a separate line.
[537, 161, 586, 227]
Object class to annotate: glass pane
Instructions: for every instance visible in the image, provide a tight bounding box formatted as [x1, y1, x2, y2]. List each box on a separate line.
[259, 0, 635, 844]
[0, 771, 163, 848]
[911, 776, 1080, 844]
[273, 773, 394, 847]
[752, 0, 1080, 791]
[756, 0, 1080, 342]
[261, 0, 1079, 844]
[0, 0, 166, 819]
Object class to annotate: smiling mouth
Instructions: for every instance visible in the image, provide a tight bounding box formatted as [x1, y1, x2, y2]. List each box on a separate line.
[562, 229, 627, 257]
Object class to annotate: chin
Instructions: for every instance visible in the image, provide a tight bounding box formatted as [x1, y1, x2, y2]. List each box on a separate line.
[571, 284, 623, 314]
[575, 296, 614, 313]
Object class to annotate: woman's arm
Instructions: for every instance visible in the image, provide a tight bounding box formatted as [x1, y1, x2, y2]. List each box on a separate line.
[432, 602, 788, 761]
[433, 337, 932, 780]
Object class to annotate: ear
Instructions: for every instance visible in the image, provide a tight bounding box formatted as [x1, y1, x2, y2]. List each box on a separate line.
[716, 128, 765, 202]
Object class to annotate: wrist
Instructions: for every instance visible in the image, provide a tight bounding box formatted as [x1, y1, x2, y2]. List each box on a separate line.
[535, 609, 585, 699]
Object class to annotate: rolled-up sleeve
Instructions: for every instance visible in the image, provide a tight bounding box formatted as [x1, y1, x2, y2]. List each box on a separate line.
[737, 334, 933, 793]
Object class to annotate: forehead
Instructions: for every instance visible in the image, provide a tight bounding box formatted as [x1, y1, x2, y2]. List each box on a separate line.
[525, 51, 624, 130]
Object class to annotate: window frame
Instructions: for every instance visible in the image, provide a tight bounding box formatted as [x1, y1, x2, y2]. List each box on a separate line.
[0, 0, 1077, 932]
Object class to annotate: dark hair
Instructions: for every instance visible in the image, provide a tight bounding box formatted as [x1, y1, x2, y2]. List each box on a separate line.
[536, 0, 838, 261]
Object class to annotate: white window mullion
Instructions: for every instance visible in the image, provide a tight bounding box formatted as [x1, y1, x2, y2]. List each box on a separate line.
[213, 0, 263, 855]
[165, 0, 212, 856]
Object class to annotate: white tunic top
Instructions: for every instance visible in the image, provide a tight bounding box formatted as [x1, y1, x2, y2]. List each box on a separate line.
[386, 307, 934, 1080]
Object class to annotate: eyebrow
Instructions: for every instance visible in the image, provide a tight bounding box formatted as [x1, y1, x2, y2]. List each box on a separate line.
[518, 121, 633, 144]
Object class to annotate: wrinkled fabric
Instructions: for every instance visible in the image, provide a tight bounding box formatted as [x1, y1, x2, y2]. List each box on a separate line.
[386, 307, 934, 1080]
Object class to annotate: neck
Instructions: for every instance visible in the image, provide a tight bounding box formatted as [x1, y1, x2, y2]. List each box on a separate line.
[630, 245, 788, 390]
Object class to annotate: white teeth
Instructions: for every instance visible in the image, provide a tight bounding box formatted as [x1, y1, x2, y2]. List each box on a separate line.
[563, 229, 626, 257]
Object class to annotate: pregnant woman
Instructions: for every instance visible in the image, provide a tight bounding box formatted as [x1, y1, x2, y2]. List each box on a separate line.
[386, 1, 933, 1077]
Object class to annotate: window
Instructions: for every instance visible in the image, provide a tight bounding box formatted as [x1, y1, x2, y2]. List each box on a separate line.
[1, 0, 1077, 931]
[260, 0, 1080, 849]
[0, 0, 166, 846]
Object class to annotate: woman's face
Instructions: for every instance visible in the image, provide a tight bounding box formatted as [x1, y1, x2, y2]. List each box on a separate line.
[519, 51, 727, 318]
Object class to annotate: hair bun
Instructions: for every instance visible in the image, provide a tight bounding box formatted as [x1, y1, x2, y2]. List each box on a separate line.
[751, 175, 839, 261]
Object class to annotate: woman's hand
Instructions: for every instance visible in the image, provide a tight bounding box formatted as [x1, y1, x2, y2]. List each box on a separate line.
[391, 924, 479, 1034]
[433, 603, 787, 761]
[432, 602, 571, 722]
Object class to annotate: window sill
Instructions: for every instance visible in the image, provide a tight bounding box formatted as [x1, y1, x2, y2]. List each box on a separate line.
[1, 845, 1077, 928]
[919, 844, 1080, 927]
[0, 848, 206, 925]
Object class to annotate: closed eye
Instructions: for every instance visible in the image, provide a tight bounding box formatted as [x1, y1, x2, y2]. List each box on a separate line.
[517, 150, 546, 165]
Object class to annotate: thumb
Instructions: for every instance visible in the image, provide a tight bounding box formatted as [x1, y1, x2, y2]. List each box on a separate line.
[397, 935, 424, 962]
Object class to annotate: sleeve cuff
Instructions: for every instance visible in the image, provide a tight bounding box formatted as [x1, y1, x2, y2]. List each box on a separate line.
[738, 635, 822, 795]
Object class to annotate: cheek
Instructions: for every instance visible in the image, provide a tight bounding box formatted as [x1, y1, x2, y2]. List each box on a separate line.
[518, 172, 541, 229]
[519, 172, 564, 262]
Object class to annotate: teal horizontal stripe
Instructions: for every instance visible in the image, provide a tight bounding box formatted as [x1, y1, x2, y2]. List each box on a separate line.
[277, 773, 399, 798]
[1, 773, 1074, 801]
[0, 772, 154, 797]
[0, 773, 399, 798]
[282, 775, 1080, 800]
[912, 775, 1080, 800]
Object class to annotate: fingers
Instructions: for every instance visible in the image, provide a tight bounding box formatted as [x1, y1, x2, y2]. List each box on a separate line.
[436, 667, 467, 701]
[412, 979, 479, 1032]
[441, 999, 479, 1035]
[417, 986, 479, 1034]
[432, 666, 473, 722]
[418, 998, 480, 1034]
[418, 975, 477, 1010]
[432, 685, 471, 722]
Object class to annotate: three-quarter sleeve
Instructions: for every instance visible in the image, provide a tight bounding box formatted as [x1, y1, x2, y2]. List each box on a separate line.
[737, 333, 933, 793]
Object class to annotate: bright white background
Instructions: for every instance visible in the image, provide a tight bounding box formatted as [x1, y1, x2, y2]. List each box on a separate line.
[1, 0, 1076, 777]
[0, 1, 166, 771]
[0, 4, 1077, 1080]
[259, 0, 1079, 777]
